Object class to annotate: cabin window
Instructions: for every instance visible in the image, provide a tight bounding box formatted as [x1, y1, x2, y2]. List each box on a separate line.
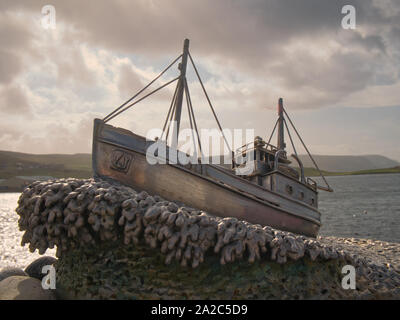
[286, 185, 293, 195]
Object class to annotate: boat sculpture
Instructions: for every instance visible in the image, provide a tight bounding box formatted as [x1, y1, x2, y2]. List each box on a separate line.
[92, 39, 333, 237]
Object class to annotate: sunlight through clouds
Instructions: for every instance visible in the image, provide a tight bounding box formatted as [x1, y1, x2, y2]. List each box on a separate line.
[0, 0, 399, 160]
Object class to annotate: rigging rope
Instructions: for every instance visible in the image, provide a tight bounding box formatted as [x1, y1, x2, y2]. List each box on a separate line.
[165, 99, 177, 143]
[104, 76, 179, 123]
[283, 118, 298, 158]
[188, 52, 233, 157]
[184, 79, 199, 159]
[103, 54, 182, 122]
[282, 107, 333, 192]
[160, 80, 179, 141]
[267, 118, 279, 147]
[184, 77, 203, 158]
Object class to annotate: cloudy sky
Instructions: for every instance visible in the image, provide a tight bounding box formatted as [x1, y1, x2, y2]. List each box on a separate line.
[1, 0, 399, 161]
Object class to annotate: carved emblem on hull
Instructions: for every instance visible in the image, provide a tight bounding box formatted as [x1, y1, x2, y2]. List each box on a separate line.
[110, 149, 133, 173]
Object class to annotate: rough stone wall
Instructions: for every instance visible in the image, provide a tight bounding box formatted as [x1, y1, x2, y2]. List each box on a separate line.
[55, 241, 354, 300]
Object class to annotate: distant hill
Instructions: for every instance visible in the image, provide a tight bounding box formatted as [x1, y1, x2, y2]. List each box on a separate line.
[297, 154, 400, 172]
[0, 150, 92, 177]
[0, 150, 92, 191]
[206, 154, 400, 173]
[300, 166, 400, 177]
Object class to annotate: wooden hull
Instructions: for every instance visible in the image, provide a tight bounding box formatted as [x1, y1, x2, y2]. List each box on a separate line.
[92, 119, 321, 237]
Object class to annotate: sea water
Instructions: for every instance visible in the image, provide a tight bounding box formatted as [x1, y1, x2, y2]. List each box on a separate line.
[317, 173, 400, 242]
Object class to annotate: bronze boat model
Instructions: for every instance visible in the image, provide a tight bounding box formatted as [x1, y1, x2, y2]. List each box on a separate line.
[92, 39, 332, 237]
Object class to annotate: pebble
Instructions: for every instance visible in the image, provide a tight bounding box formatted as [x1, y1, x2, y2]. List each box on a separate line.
[0, 276, 56, 300]
[0, 267, 28, 282]
[318, 236, 400, 272]
[25, 256, 57, 281]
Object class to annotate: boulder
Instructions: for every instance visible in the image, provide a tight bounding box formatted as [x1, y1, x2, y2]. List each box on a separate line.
[0, 276, 56, 300]
[25, 256, 57, 280]
[0, 267, 28, 282]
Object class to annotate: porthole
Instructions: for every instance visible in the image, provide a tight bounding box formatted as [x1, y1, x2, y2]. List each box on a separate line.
[286, 185, 293, 195]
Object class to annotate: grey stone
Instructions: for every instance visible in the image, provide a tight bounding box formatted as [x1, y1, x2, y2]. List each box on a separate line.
[0, 267, 28, 282]
[0, 276, 56, 300]
[25, 256, 57, 280]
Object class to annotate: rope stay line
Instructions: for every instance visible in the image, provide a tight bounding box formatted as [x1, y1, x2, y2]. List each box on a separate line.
[103, 54, 182, 122]
[282, 107, 333, 192]
[184, 77, 204, 158]
[188, 52, 233, 159]
[104, 76, 179, 123]
[283, 118, 298, 159]
[183, 78, 199, 159]
[267, 118, 279, 147]
[283, 117, 306, 182]
[164, 94, 177, 143]
[160, 80, 179, 141]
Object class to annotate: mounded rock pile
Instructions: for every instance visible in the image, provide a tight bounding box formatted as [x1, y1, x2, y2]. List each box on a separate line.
[14, 178, 400, 299]
[16, 178, 354, 267]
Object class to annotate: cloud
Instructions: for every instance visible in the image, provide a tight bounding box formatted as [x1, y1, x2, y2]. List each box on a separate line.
[0, 51, 22, 84]
[0, 84, 31, 114]
[0, 0, 399, 157]
[118, 64, 143, 98]
[0, 11, 36, 85]
[0, 111, 96, 154]
[53, 46, 97, 86]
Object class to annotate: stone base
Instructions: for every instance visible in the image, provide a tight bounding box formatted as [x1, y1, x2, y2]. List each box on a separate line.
[56, 240, 375, 300]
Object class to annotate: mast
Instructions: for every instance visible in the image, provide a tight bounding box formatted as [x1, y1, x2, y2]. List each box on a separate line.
[277, 97, 286, 151]
[171, 39, 190, 148]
